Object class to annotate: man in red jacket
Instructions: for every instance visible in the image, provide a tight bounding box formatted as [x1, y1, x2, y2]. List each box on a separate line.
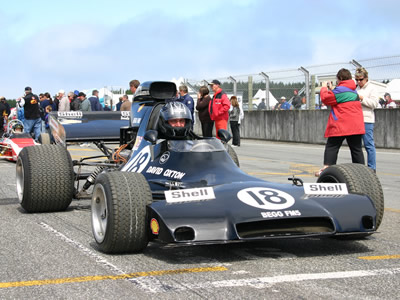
[208, 80, 231, 137]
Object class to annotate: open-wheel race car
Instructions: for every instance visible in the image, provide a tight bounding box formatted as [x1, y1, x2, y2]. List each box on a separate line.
[16, 81, 384, 254]
[0, 119, 50, 162]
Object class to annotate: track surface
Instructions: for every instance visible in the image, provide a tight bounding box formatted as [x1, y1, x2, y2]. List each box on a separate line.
[1, 140, 399, 299]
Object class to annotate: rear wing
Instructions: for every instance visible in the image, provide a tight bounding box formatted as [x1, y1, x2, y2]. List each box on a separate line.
[49, 111, 130, 145]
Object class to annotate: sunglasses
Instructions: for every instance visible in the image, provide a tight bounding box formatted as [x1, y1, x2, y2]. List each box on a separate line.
[355, 78, 365, 82]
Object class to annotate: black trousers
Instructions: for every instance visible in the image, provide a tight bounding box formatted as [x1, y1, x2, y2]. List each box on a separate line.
[230, 121, 240, 146]
[201, 121, 214, 138]
[324, 134, 365, 165]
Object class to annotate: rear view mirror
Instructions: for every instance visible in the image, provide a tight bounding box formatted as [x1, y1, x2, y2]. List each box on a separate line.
[217, 129, 231, 143]
[144, 130, 158, 144]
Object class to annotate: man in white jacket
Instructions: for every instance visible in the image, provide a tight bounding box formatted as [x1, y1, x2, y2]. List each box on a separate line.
[355, 67, 379, 172]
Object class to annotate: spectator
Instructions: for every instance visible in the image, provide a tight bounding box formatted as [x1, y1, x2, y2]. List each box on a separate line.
[257, 98, 266, 110]
[44, 105, 52, 133]
[279, 96, 292, 110]
[78, 92, 91, 111]
[315, 68, 365, 177]
[70, 92, 81, 111]
[355, 67, 379, 172]
[384, 93, 397, 108]
[195, 86, 214, 137]
[300, 97, 307, 109]
[208, 79, 231, 135]
[41, 92, 57, 111]
[292, 89, 302, 109]
[104, 104, 111, 111]
[58, 89, 70, 111]
[229, 96, 241, 147]
[178, 85, 194, 121]
[116, 97, 123, 111]
[129, 79, 140, 94]
[0, 98, 6, 136]
[17, 87, 42, 140]
[88, 90, 103, 111]
[120, 95, 131, 111]
[0, 96, 11, 117]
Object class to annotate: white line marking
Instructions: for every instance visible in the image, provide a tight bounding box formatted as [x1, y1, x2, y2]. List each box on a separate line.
[154, 267, 400, 292]
[39, 222, 157, 292]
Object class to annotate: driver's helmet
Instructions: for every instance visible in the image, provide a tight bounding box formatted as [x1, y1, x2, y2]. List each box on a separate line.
[12, 123, 23, 134]
[158, 101, 192, 139]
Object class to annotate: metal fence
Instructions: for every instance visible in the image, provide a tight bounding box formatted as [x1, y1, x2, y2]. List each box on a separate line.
[185, 55, 400, 110]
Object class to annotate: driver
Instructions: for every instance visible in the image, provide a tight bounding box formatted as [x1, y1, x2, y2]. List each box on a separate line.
[12, 123, 24, 134]
[158, 102, 192, 139]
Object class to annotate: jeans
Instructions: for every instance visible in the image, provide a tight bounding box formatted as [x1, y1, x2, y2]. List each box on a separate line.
[24, 118, 42, 140]
[363, 122, 376, 170]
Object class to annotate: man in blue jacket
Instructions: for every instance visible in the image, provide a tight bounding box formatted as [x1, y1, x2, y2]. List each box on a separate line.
[88, 90, 103, 111]
[178, 85, 194, 121]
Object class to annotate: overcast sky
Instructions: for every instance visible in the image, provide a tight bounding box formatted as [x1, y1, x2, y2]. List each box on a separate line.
[1, 0, 399, 98]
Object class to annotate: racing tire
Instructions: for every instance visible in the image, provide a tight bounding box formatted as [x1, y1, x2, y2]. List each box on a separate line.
[226, 144, 240, 167]
[317, 163, 384, 233]
[38, 133, 51, 145]
[91, 171, 152, 254]
[16, 145, 74, 213]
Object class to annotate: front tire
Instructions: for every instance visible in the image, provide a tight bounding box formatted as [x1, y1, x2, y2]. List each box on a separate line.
[317, 163, 384, 230]
[226, 144, 240, 167]
[16, 145, 74, 212]
[91, 172, 152, 254]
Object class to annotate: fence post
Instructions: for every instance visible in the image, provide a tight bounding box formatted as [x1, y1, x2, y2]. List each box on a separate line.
[298, 66, 310, 106]
[228, 76, 237, 96]
[248, 75, 253, 111]
[310, 75, 316, 109]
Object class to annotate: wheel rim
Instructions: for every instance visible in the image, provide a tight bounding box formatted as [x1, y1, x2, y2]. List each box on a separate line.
[91, 184, 108, 243]
[16, 157, 24, 203]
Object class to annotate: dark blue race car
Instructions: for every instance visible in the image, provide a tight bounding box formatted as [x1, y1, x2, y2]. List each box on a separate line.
[16, 81, 384, 254]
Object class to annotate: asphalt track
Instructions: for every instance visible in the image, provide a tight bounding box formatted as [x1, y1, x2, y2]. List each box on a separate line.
[1, 139, 399, 299]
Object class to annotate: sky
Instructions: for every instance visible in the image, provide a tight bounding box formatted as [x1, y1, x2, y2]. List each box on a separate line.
[1, 0, 400, 98]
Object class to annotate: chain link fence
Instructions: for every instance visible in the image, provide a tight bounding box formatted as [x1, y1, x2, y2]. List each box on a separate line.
[185, 55, 400, 110]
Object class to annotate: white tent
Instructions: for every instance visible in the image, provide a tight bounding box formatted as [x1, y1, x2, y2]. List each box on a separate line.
[386, 79, 400, 100]
[253, 89, 278, 109]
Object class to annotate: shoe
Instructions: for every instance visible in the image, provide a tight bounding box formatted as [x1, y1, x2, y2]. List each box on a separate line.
[315, 166, 328, 177]
[231, 145, 238, 148]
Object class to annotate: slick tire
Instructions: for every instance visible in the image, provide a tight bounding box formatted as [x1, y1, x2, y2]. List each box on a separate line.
[226, 144, 240, 167]
[16, 145, 74, 213]
[38, 133, 51, 145]
[317, 163, 384, 232]
[91, 172, 152, 254]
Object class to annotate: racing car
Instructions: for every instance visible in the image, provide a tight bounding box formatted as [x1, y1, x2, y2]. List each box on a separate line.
[0, 119, 50, 162]
[16, 81, 384, 254]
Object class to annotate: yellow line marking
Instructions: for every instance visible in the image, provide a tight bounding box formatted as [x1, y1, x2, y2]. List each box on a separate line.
[0, 266, 227, 289]
[384, 208, 400, 213]
[358, 255, 400, 260]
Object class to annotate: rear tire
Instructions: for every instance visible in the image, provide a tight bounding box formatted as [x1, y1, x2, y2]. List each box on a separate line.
[317, 163, 384, 231]
[16, 145, 74, 212]
[91, 172, 152, 254]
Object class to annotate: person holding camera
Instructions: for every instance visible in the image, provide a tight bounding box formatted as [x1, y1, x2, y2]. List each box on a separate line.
[315, 68, 365, 176]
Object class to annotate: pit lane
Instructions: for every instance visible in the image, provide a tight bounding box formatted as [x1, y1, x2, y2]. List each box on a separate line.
[1, 140, 399, 299]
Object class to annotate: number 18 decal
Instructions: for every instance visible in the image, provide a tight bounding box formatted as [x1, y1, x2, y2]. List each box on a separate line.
[122, 146, 150, 173]
[237, 187, 295, 210]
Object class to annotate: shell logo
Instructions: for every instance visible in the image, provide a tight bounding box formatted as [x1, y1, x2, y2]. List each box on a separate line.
[150, 218, 159, 235]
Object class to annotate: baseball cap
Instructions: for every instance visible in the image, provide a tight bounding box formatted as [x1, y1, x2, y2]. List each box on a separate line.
[78, 92, 86, 97]
[209, 79, 221, 86]
[74, 90, 79, 96]
[58, 89, 65, 95]
[280, 96, 286, 100]
[25, 86, 32, 91]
